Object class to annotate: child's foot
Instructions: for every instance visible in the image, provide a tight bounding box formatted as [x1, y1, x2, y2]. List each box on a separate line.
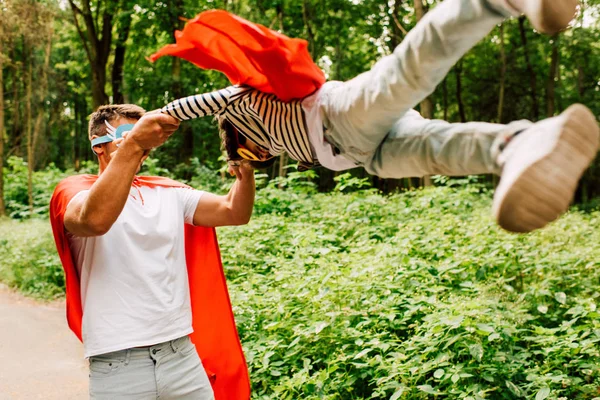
[507, 0, 579, 34]
[493, 104, 600, 233]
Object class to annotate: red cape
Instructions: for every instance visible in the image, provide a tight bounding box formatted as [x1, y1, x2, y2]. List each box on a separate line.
[148, 9, 325, 102]
[49, 174, 250, 400]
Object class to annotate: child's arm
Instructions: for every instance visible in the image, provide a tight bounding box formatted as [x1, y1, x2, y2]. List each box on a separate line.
[161, 86, 237, 121]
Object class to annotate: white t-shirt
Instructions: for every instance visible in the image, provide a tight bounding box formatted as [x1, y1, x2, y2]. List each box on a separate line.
[302, 81, 358, 171]
[67, 185, 204, 357]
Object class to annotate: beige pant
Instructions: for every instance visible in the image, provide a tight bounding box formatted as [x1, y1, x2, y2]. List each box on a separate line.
[320, 0, 533, 178]
[88, 336, 214, 400]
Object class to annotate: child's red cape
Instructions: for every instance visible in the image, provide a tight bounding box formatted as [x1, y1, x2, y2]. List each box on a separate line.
[49, 174, 250, 400]
[148, 9, 325, 102]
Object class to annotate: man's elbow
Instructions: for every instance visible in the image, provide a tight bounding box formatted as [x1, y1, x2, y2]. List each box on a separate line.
[77, 215, 114, 236]
[230, 212, 252, 226]
[227, 206, 252, 226]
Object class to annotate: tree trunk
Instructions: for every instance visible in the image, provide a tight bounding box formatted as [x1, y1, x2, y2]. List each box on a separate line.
[518, 16, 539, 120]
[169, 0, 193, 166]
[278, 153, 288, 184]
[68, 0, 114, 109]
[415, 0, 432, 187]
[497, 24, 506, 123]
[442, 77, 448, 120]
[112, 12, 132, 104]
[26, 55, 33, 215]
[32, 31, 53, 169]
[302, 1, 315, 57]
[546, 35, 559, 117]
[0, 40, 5, 216]
[414, 0, 434, 121]
[455, 62, 466, 122]
[11, 49, 22, 154]
[91, 65, 108, 108]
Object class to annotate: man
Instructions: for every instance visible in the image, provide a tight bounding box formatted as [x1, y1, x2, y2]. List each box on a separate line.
[151, 0, 600, 234]
[49, 105, 254, 399]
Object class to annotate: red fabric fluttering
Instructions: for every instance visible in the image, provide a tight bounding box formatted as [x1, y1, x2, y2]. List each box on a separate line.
[148, 9, 325, 102]
[49, 175, 250, 400]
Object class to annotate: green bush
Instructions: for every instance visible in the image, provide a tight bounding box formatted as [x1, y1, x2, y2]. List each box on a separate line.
[217, 186, 600, 399]
[3, 157, 70, 219]
[1, 185, 599, 398]
[0, 218, 64, 299]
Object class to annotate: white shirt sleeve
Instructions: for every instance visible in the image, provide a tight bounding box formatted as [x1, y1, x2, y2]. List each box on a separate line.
[66, 189, 90, 209]
[174, 188, 205, 225]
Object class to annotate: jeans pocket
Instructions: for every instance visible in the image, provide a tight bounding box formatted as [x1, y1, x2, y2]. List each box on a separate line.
[89, 358, 125, 376]
[178, 340, 197, 356]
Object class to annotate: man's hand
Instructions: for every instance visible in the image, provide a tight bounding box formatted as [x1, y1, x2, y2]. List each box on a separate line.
[126, 113, 180, 151]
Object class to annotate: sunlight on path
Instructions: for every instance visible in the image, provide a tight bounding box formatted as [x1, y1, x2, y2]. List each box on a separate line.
[0, 285, 88, 399]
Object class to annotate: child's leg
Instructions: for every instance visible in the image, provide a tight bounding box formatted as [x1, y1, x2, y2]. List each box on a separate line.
[321, 0, 509, 163]
[365, 110, 532, 178]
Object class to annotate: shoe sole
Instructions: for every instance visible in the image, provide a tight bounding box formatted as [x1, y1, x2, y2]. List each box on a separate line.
[493, 104, 600, 233]
[525, 0, 579, 34]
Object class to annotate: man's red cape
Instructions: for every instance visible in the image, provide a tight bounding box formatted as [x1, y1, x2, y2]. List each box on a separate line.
[49, 174, 250, 400]
[148, 9, 325, 102]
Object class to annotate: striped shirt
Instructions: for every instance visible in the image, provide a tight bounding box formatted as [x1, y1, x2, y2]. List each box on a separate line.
[162, 86, 316, 165]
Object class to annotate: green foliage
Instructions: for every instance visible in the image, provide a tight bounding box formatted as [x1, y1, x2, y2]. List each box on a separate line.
[3, 157, 69, 219]
[217, 186, 600, 399]
[0, 218, 64, 299]
[1, 185, 600, 397]
[334, 172, 372, 193]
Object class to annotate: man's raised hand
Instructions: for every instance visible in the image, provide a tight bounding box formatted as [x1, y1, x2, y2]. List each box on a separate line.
[126, 113, 180, 151]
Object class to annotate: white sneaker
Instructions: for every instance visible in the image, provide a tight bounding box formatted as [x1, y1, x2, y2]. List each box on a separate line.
[493, 104, 600, 233]
[507, 0, 579, 34]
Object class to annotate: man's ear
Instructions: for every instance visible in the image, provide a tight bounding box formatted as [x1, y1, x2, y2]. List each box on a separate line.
[90, 135, 105, 156]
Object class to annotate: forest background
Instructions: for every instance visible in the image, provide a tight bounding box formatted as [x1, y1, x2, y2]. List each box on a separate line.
[1, 0, 600, 399]
[0, 0, 599, 214]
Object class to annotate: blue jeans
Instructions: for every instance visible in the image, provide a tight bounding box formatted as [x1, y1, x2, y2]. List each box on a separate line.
[88, 336, 214, 400]
[320, 0, 532, 178]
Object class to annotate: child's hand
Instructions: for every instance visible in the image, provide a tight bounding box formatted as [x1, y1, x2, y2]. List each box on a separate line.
[228, 160, 253, 180]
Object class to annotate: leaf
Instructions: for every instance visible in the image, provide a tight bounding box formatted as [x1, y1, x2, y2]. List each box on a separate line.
[476, 323, 495, 333]
[537, 305, 548, 314]
[315, 321, 328, 334]
[433, 368, 445, 379]
[417, 385, 440, 395]
[505, 381, 522, 397]
[451, 373, 460, 383]
[390, 388, 405, 400]
[535, 387, 550, 400]
[469, 343, 484, 361]
[353, 348, 372, 359]
[554, 292, 567, 304]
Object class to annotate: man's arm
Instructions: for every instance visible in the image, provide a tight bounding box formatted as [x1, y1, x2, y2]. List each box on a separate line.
[64, 113, 180, 237]
[192, 161, 256, 227]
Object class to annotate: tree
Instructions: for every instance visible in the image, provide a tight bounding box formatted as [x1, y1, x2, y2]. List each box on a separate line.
[0, 38, 5, 217]
[67, 0, 133, 109]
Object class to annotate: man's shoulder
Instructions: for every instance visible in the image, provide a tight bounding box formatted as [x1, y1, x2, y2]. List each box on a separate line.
[57, 174, 98, 186]
[53, 174, 97, 197]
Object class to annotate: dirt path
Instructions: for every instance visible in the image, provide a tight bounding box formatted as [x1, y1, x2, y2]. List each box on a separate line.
[0, 285, 88, 399]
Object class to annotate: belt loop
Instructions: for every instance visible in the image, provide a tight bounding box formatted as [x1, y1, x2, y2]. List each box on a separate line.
[125, 349, 131, 366]
[170, 339, 178, 353]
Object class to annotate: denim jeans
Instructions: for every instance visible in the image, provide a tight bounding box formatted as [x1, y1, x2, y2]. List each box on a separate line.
[88, 336, 214, 400]
[319, 0, 533, 178]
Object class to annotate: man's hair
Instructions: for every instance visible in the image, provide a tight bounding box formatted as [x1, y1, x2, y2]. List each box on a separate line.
[88, 104, 146, 140]
[219, 118, 277, 170]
